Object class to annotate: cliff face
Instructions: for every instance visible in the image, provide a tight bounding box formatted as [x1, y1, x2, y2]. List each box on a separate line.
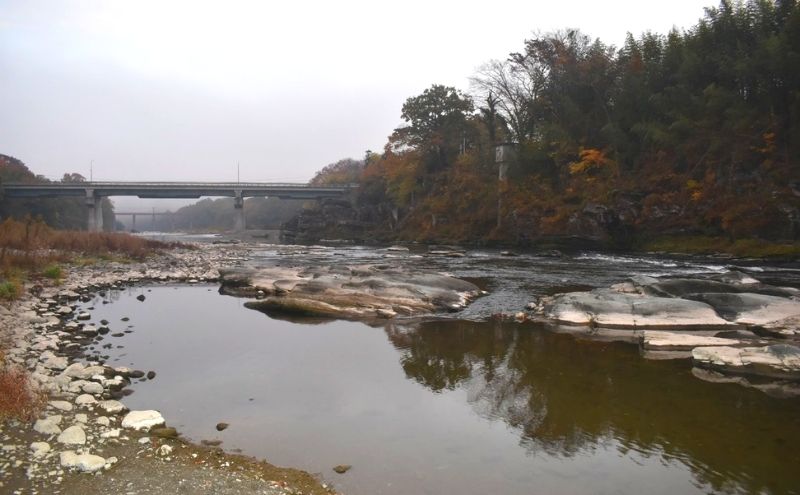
[281, 199, 375, 244]
[282, 190, 800, 251]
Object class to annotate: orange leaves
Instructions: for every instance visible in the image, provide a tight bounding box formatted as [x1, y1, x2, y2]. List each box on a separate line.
[568, 147, 616, 176]
[686, 179, 703, 201]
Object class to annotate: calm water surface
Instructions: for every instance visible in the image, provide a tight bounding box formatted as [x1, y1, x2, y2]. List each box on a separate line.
[80, 249, 800, 495]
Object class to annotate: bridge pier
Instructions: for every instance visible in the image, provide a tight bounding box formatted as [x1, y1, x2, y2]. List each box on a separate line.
[85, 189, 103, 233]
[233, 191, 245, 233]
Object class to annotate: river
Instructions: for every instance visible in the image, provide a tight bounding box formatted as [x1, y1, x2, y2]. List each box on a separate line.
[79, 243, 800, 494]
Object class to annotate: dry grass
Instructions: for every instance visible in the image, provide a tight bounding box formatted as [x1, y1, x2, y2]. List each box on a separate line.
[643, 235, 800, 258]
[0, 348, 46, 422]
[0, 218, 185, 289]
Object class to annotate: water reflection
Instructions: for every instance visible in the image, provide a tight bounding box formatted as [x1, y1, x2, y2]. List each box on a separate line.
[387, 320, 800, 495]
[83, 285, 800, 495]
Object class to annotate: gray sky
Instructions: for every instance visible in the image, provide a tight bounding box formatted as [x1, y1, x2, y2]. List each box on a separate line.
[1, 0, 709, 191]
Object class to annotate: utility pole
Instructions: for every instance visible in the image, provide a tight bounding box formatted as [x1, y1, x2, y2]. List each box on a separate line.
[90, 160, 93, 182]
[495, 143, 516, 229]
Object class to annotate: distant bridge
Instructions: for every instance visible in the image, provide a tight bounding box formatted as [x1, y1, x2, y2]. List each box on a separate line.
[114, 211, 180, 231]
[1, 181, 352, 232]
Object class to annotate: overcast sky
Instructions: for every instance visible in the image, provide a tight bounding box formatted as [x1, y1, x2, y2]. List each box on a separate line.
[1, 0, 709, 190]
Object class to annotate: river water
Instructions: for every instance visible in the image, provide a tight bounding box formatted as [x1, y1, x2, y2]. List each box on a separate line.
[81, 245, 800, 494]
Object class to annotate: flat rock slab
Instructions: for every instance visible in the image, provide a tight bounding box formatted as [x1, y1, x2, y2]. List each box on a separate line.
[689, 293, 800, 326]
[543, 289, 735, 329]
[642, 331, 742, 351]
[220, 264, 481, 320]
[692, 344, 800, 379]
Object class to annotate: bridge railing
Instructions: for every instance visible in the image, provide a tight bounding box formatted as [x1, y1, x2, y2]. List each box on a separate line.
[2, 181, 356, 188]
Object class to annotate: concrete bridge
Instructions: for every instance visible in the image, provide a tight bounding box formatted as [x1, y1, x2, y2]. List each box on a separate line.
[0, 181, 351, 232]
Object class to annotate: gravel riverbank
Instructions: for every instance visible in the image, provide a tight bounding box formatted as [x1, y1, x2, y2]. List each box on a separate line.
[0, 243, 337, 495]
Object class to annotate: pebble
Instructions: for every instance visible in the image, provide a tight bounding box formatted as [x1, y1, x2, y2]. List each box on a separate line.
[333, 464, 352, 474]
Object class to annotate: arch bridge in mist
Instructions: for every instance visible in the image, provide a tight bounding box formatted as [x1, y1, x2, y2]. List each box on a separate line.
[0, 181, 352, 232]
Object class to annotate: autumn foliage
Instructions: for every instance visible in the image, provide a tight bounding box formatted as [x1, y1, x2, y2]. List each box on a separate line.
[308, 1, 800, 249]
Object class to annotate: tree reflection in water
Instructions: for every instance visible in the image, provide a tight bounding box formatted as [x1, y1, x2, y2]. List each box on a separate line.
[385, 319, 800, 495]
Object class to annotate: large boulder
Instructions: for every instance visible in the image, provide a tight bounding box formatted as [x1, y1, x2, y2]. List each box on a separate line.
[220, 264, 481, 320]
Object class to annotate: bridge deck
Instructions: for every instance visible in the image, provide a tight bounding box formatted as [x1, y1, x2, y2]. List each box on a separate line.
[1, 181, 352, 199]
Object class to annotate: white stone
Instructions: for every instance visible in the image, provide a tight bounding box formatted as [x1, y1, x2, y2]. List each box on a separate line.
[33, 418, 62, 436]
[75, 394, 96, 405]
[62, 363, 86, 378]
[81, 325, 98, 334]
[59, 451, 106, 473]
[68, 380, 89, 394]
[30, 442, 51, 457]
[100, 429, 120, 439]
[81, 382, 103, 395]
[41, 354, 68, 371]
[95, 416, 110, 427]
[57, 425, 86, 445]
[59, 290, 80, 300]
[74, 414, 88, 424]
[64, 363, 106, 380]
[98, 400, 126, 414]
[48, 401, 73, 412]
[121, 410, 165, 430]
[53, 374, 72, 390]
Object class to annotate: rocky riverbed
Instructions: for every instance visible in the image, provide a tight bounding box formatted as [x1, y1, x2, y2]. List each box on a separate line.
[529, 270, 800, 396]
[0, 243, 335, 494]
[3, 239, 800, 494]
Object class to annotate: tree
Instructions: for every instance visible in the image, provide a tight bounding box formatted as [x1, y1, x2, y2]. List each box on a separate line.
[391, 84, 474, 171]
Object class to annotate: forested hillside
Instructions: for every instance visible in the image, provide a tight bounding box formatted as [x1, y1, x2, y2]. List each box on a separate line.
[304, 0, 800, 250]
[0, 154, 114, 230]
